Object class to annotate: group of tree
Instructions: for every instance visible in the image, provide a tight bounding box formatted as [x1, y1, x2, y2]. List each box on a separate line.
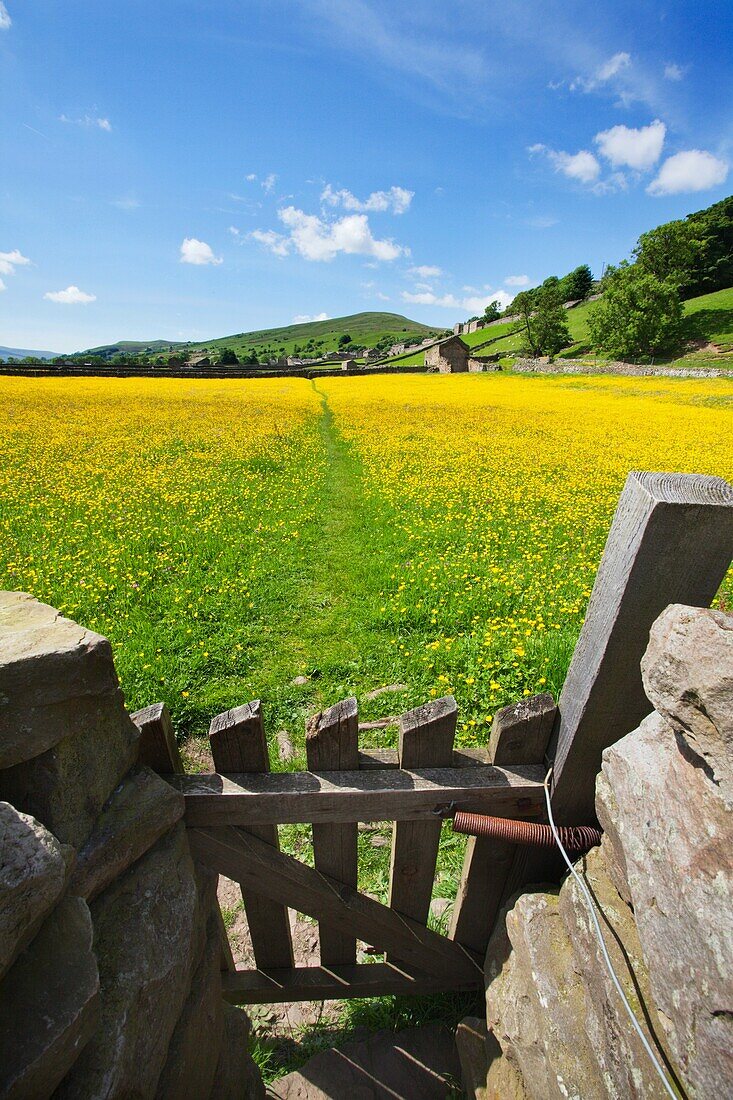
[587, 195, 732, 358]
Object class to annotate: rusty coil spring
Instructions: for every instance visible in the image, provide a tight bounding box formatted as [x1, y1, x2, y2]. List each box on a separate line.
[452, 811, 602, 855]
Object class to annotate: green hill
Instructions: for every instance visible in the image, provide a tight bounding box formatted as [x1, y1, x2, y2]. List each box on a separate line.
[81, 313, 442, 362]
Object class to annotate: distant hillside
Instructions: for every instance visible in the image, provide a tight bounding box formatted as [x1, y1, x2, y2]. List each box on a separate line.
[81, 313, 442, 362]
[0, 345, 60, 360]
[82, 340, 182, 357]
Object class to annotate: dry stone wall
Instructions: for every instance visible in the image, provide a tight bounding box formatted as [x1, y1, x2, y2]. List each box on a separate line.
[0, 591, 264, 1099]
[468, 603, 733, 1099]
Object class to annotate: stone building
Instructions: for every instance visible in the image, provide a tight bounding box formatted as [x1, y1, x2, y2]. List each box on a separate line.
[425, 335, 470, 373]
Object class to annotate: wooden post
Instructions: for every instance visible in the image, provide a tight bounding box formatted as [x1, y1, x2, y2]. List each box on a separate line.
[449, 694, 556, 955]
[388, 696, 457, 960]
[209, 701, 294, 971]
[132, 702, 184, 774]
[306, 697, 360, 966]
[550, 471, 733, 825]
[497, 471, 733, 908]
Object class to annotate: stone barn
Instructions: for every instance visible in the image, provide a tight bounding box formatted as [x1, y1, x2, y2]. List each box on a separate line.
[425, 335, 469, 373]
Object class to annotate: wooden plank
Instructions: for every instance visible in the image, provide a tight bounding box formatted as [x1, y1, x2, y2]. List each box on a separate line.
[132, 702, 184, 774]
[216, 907, 236, 972]
[449, 694, 557, 955]
[306, 698, 359, 967]
[209, 701, 294, 971]
[171, 764, 545, 825]
[189, 825, 482, 983]
[388, 697, 457, 964]
[358, 747, 488, 770]
[551, 471, 733, 826]
[221, 962, 481, 1005]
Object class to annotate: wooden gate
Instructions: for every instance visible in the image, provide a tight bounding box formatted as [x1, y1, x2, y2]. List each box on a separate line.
[136, 469, 733, 1006]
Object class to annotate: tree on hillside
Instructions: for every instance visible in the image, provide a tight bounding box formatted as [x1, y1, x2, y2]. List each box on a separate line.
[483, 300, 501, 322]
[513, 285, 571, 358]
[218, 348, 239, 365]
[560, 264, 593, 302]
[588, 264, 683, 358]
[633, 219, 707, 288]
[338, 333, 352, 347]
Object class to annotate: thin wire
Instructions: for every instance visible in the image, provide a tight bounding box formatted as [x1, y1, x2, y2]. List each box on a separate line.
[543, 768, 677, 1099]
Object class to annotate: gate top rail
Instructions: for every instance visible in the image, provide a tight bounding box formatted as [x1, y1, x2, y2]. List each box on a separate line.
[168, 763, 545, 826]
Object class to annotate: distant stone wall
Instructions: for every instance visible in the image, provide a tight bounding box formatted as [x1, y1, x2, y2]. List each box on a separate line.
[0, 592, 264, 1099]
[460, 604, 733, 1098]
[512, 357, 733, 379]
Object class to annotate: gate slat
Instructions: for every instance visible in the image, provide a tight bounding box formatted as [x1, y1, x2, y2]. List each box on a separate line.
[306, 697, 359, 966]
[388, 696, 457, 962]
[449, 693, 556, 955]
[209, 701, 294, 970]
[189, 824, 482, 983]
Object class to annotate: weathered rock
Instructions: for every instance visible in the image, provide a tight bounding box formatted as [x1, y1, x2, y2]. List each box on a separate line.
[558, 846, 675, 1098]
[154, 911, 224, 1100]
[0, 801, 73, 979]
[594, 778, 632, 905]
[210, 1004, 265, 1099]
[484, 1029, 528, 1100]
[0, 596, 140, 848]
[70, 766, 184, 901]
[456, 1016, 489, 1099]
[55, 823, 206, 1099]
[272, 1024, 461, 1099]
[0, 896, 99, 1099]
[599, 710, 733, 1096]
[641, 603, 733, 796]
[486, 890, 602, 1100]
[0, 591, 138, 769]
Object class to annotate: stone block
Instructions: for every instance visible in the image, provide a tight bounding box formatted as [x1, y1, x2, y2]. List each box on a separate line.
[70, 766, 184, 901]
[55, 823, 206, 1099]
[558, 845, 676, 1098]
[456, 1016, 489, 1099]
[0, 896, 99, 1099]
[600, 710, 733, 1096]
[0, 592, 139, 847]
[641, 603, 733, 797]
[154, 910, 224, 1100]
[0, 800, 73, 980]
[0, 591, 137, 767]
[485, 890, 602, 1100]
[210, 1004, 265, 1100]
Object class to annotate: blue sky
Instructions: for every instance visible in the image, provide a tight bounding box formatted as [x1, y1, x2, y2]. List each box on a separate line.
[1, 0, 731, 353]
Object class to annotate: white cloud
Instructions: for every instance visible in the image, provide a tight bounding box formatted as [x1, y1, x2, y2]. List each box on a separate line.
[60, 114, 112, 131]
[664, 62, 685, 81]
[408, 264, 442, 279]
[0, 278, 5, 291]
[505, 274, 530, 287]
[401, 288, 512, 313]
[293, 312, 330, 323]
[262, 173, 277, 193]
[0, 3, 11, 30]
[594, 119, 665, 171]
[321, 184, 414, 215]
[647, 150, 729, 196]
[525, 215, 557, 229]
[255, 207, 406, 263]
[570, 51, 631, 92]
[250, 228, 290, 257]
[179, 238, 223, 265]
[228, 226, 241, 237]
[529, 143, 600, 184]
[0, 249, 31, 276]
[44, 285, 96, 304]
[245, 173, 257, 182]
[111, 196, 140, 210]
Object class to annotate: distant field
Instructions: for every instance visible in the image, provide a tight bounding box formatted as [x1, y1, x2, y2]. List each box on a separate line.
[2, 373, 731, 759]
